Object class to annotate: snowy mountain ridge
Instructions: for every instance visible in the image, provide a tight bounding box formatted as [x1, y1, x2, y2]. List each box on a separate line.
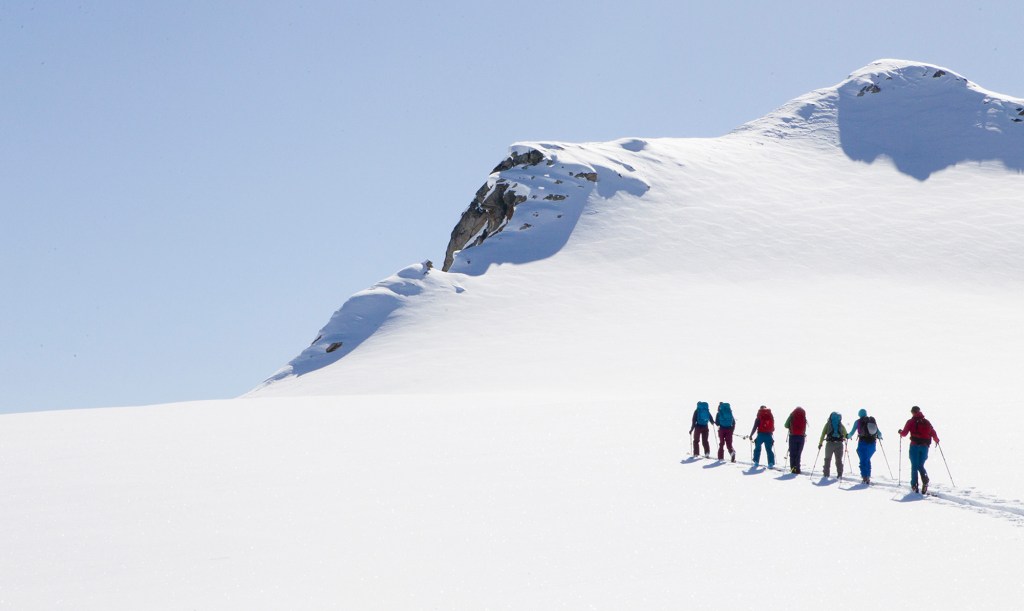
[737, 59, 1024, 178]
[255, 59, 1024, 393]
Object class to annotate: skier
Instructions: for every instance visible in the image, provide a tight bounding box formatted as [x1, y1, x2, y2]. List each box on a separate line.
[898, 406, 940, 494]
[714, 401, 737, 462]
[748, 405, 775, 469]
[817, 411, 848, 479]
[689, 401, 713, 457]
[848, 408, 882, 484]
[783, 406, 808, 474]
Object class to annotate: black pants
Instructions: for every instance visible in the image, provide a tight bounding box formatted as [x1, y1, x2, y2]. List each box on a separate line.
[789, 435, 806, 471]
[693, 426, 710, 455]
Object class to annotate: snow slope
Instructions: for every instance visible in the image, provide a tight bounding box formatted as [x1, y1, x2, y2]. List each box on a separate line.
[3, 60, 1023, 608]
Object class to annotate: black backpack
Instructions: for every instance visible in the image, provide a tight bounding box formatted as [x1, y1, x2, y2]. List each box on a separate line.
[858, 416, 878, 440]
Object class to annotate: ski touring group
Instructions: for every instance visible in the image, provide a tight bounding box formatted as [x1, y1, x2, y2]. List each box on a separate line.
[688, 402, 945, 494]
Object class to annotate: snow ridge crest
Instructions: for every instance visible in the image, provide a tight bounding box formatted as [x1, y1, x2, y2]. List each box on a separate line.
[736, 59, 1024, 179]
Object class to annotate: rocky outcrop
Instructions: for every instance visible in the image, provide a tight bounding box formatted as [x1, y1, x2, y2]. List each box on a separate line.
[442, 149, 545, 271]
[490, 148, 544, 173]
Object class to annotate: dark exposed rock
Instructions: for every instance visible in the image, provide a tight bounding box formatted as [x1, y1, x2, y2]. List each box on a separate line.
[576, 172, 598, 182]
[857, 84, 882, 96]
[490, 149, 544, 173]
[543, 194, 567, 201]
[443, 179, 528, 270]
[326, 342, 343, 353]
[933, 70, 947, 78]
[520, 223, 532, 230]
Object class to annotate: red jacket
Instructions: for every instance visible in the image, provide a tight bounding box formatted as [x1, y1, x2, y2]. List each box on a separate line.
[899, 412, 939, 446]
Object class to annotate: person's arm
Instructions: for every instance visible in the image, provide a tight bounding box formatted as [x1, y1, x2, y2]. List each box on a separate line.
[931, 425, 940, 444]
[898, 419, 910, 437]
[841, 424, 849, 439]
[876, 423, 884, 441]
[818, 422, 828, 447]
[750, 418, 759, 438]
[847, 418, 859, 440]
[784, 414, 792, 429]
[689, 410, 696, 433]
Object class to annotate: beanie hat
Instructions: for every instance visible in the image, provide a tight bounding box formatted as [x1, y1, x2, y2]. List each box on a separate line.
[911, 405, 921, 414]
[858, 409, 867, 418]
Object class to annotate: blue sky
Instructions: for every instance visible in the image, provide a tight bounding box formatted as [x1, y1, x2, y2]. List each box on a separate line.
[2, 1, 1021, 412]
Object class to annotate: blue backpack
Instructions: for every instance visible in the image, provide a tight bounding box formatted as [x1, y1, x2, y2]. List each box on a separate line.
[717, 402, 735, 428]
[696, 402, 711, 426]
[829, 412, 843, 439]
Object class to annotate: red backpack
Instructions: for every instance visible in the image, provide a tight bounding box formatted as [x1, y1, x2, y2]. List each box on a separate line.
[911, 416, 934, 443]
[758, 408, 775, 433]
[789, 408, 807, 436]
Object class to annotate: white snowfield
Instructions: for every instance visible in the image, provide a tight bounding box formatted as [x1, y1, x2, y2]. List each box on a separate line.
[3, 60, 1024, 609]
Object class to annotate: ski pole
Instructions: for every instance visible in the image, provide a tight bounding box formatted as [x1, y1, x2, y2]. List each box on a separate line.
[936, 442, 956, 488]
[843, 440, 852, 477]
[898, 435, 902, 486]
[809, 443, 822, 479]
[878, 439, 894, 479]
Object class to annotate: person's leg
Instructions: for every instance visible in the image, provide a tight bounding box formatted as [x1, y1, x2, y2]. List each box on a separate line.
[863, 443, 876, 479]
[753, 436, 763, 465]
[823, 442, 835, 476]
[909, 445, 923, 489]
[765, 434, 775, 467]
[793, 435, 805, 472]
[857, 442, 869, 478]
[717, 427, 726, 460]
[919, 446, 930, 490]
[701, 428, 711, 455]
[835, 441, 844, 478]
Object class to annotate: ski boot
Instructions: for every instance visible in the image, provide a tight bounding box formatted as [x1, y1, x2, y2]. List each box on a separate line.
[922, 474, 929, 494]
[862, 477, 870, 485]
[730, 450, 736, 463]
[912, 484, 919, 493]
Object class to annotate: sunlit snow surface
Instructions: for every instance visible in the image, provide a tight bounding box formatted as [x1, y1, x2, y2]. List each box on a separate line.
[3, 60, 1023, 608]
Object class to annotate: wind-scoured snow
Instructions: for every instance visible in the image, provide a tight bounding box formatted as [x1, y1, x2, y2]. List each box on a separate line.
[3, 60, 1024, 608]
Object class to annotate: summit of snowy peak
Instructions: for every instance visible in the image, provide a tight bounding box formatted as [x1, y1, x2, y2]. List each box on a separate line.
[735, 59, 1024, 179]
[846, 58, 969, 80]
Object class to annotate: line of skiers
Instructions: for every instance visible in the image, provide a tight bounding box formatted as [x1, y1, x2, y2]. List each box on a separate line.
[688, 402, 941, 493]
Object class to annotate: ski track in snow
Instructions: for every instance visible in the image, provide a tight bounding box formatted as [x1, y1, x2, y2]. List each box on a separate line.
[680, 453, 1024, 526]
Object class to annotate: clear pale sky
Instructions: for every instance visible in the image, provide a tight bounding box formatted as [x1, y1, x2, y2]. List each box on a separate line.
[2, 1, 1021, 413]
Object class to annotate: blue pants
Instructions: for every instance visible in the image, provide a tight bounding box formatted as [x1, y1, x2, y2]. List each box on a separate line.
[753, 432, 775, 467]
[909, 444, 929, 487]
[856, 441, 876, 478]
